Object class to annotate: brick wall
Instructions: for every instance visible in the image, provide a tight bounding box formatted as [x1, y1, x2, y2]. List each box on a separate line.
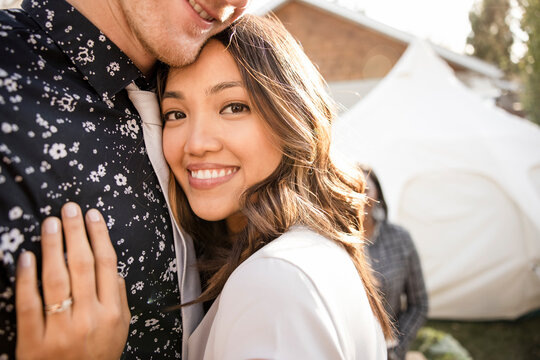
[273, 1, 408, 81]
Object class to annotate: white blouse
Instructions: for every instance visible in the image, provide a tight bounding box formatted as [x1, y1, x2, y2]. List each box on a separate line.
[187, 227, 387, 360]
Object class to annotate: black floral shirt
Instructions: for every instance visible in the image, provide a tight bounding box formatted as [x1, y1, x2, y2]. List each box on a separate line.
[0, 0, 182, 358]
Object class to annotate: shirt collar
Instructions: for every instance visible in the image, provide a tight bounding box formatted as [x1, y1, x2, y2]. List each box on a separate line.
[23, 0, 153, 99]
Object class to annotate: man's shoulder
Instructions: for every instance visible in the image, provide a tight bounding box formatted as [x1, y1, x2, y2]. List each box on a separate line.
[380, 221, 418, 252]
[383, 221, 412, 238]
[0, 8, 36, 32]
[1, 7, 45, 62]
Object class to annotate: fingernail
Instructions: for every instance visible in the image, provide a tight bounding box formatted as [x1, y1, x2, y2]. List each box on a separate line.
[87, 209, 101, 222]
[18, 251, 32, 268]
[64, 203, 78, 218]
[43, 217, 59, 234]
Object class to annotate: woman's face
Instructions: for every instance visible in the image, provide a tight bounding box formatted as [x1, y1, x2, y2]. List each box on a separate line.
[161, 40, 282, 227]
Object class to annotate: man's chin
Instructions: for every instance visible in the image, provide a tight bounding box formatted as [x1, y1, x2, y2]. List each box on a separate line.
[153, 43, 205, 68]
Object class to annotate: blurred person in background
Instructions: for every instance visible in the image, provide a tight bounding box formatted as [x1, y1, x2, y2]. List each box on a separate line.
[360, 166, 429, 360]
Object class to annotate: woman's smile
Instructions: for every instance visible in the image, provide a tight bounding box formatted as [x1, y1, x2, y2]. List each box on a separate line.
[187, 164, 239, 190]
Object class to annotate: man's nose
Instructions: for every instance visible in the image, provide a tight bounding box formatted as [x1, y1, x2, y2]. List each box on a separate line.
[214, 0, 251, 23]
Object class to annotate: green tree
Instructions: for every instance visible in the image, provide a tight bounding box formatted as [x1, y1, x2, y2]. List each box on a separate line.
[467, 0, 516, 74]
[519, 0, 540, 124]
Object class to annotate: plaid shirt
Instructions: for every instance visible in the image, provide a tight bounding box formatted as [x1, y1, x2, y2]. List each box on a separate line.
[367, 221, 429, 360]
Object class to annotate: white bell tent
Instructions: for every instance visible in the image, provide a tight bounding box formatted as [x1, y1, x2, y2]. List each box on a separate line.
[332, 40, 540, 319]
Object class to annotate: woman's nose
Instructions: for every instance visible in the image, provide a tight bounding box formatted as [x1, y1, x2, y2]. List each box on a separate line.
[183, 121, 223, 157]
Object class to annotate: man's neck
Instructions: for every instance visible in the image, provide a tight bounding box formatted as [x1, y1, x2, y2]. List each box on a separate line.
[66, 0, 156, 75]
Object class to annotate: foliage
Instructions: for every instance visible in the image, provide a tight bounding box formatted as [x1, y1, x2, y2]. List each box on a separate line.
[411, 327, 473, 360]
[425, 315, 540, 360]
[519, 0, 540, 124]
[467, 0, 516, 74]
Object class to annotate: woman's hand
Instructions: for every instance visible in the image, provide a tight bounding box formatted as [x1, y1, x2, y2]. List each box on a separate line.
[15, 203, 130, 359]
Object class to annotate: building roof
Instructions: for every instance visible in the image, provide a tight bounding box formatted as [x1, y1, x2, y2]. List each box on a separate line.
[249, 0, 503, 79]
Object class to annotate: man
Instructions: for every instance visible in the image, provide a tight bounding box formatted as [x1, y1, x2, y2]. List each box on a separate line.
[0, 0, 248, 358]
[362, 167, 429, 360]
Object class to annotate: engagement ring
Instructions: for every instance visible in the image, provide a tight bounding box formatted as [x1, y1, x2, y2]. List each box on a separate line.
[44, 297, 73, 315]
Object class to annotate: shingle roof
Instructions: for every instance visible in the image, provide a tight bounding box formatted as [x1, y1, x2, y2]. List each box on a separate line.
[249, 0, 503, 79]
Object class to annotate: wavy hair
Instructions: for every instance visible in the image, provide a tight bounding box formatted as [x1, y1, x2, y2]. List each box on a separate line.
[158, 14, 393, 338]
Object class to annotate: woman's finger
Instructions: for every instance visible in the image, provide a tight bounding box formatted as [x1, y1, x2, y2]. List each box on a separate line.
[62, 202, 97, 307]
[15, 251, 44, 348]
[41, 216, 72, 322]
[117, 275, 131, 325]
[85, 209, 118, 305]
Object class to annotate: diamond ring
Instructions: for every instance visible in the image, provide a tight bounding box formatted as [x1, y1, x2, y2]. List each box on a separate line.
[44, 297, 73, 315]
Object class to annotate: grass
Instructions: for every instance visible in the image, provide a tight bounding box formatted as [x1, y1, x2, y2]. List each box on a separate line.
[421, 312, 540, 360]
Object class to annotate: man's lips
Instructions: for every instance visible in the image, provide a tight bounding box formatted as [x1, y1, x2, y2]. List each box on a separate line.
[187, 0, 237, 23]
[187, 0, 215, 22]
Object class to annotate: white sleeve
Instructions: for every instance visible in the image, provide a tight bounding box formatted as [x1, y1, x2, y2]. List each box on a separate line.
[203, 257, 346, 360]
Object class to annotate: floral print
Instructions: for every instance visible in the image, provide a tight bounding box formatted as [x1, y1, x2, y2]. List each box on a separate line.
[0, 0, 182, 358]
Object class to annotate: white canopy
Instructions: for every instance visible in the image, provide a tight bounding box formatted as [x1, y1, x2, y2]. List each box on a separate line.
[332, 40, 540, 320]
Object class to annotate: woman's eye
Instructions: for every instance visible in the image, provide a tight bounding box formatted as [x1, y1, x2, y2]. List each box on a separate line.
[221, 103, 250, 115]
[163, 111, 186, 121]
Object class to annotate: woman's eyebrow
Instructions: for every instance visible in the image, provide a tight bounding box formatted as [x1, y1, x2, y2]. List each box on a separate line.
[208, 81, 243, 95]
[162, 91, 184, 100]
[161, 81, 242, 100]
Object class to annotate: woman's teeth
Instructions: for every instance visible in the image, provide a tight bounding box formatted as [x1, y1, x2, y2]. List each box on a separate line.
[191, 168, 237, 180]
[188, 0, 214, 21]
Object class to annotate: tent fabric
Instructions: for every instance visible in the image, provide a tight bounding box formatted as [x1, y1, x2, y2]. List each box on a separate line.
[332, 40, 540, 320]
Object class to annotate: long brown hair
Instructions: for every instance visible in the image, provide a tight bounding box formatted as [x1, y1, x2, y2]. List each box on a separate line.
[158, 14, 393, 338]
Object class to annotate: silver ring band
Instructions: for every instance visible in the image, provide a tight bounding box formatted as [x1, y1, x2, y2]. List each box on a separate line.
[44, 297, 73, 314]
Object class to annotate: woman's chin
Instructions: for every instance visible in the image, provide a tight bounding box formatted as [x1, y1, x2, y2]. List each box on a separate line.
[188, 198, 240, 223]
[191, 208, 230, 223]
[194, 213, 226, 222]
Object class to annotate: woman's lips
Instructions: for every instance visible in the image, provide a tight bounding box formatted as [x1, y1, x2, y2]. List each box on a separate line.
[187, 167, 239, 190]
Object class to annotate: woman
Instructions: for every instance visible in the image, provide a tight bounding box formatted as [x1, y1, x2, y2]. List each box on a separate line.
[16, 15, 392, 359]
[361, 167, 429, 360]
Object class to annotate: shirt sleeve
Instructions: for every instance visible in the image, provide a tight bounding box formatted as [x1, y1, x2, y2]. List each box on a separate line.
[203, 257, 347, 360]
[394, 234, 429, 359]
